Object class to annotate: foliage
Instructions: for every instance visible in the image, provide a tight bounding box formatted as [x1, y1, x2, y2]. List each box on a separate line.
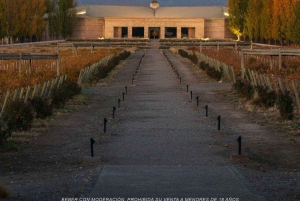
[233, 80, 254, 100]
[277, 91, 294, 120]
[228, 0, 248, 40]
[178, 49, 189, 58]
[51, 81, 81, 108]
[188, 54, 198, 65]
[199, 61, 223, 81]
[30, 97, 52, 119]
[88, 51, 131, 83]
[0, 48, 121, 93]
[229, 0, 300, 43]
[46, 0, 77, 39]
[1, 100, 34, 133]
[4, 0, 46, 42]
[0, 122, 7, 144]
[255, 86, 277, 108]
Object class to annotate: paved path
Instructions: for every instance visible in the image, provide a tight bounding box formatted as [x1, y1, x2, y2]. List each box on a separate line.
[83, 49, 265, 200]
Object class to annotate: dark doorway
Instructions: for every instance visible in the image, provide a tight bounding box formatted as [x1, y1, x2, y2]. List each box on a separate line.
[132, 27, 144, 38]
[165, 27, 177, 38]
[149, 27, 160, 39]
[122, 27, 128, 38]
[181, 28, 188, 38]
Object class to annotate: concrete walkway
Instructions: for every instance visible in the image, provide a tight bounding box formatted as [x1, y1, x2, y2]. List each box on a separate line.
[83, 49, 265, 200]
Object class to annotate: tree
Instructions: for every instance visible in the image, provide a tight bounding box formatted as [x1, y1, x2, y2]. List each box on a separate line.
[0, 0, 7, 39]
[46, 0, 60, 38]
[58, 0, 77, 39]
[228, 0, 248, 40]
[260, 0, 273, 43]
[244, 0, 262, 42]
[29, 0, 47, 41]
[46, 0, 77, 39]
[288, 1, 300, 43]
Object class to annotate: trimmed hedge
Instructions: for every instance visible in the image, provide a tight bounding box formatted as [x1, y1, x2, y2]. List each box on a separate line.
[30, 97, 52, 119]
[233, 80, 294, 119]
[89, 51, 131, 84]
[1, 100, 34, 134]
[199, 61, 223, 81]
[51, 81, 82, 108]
[277, 91, 294, 120]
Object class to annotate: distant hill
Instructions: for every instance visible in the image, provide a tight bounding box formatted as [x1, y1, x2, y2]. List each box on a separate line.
[77, 0, 227, 7]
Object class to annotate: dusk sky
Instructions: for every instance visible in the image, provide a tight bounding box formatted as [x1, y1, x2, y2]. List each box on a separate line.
[77, 0, 228, 6]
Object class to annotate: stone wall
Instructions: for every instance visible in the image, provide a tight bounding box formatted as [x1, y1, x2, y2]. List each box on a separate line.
[72, 18, 105, 39]
[104, 17, 205, 39]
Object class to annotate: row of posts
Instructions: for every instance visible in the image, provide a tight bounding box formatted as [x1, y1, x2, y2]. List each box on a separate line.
[90, 52, 146, 157]
[164, 50, 243, 156]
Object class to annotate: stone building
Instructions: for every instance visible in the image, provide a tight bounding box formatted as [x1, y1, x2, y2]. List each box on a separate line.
[45, 0, 235, 40]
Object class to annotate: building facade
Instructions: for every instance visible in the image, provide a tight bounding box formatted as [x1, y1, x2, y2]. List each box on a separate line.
[44, 1, 235, 40]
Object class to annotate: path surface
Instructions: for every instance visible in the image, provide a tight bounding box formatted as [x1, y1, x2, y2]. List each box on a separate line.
[82, 49, 265, 200]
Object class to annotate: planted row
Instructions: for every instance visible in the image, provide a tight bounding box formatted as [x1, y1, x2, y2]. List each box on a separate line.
[233, 80, 294, 120]
[0, 81, 81, 144]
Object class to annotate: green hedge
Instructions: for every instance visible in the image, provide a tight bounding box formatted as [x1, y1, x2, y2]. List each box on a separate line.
[89, 51, 131, 84]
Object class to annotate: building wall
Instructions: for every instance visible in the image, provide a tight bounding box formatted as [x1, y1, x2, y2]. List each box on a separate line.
[204, 19, 226, 39]
[72, 18, 105, 39]
[104, 17, 205, 39]
[224, 19, 236, 39]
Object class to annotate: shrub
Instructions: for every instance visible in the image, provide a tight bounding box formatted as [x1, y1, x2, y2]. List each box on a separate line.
[206, 66, 223, 81]
[178, 49, 188, 58]
[256, 86, 277, 108]
[233, 80, 254, 100]
[30, 97, 52, 119]
[88, 51, 131, 84]
[51, 81, 81, 108]
[0, 122, 8, 144]
[199, 61, 208, 71]
[188, 54, 198, 64]
[277, 91, 294, 120]
[1, 100, 34, 133]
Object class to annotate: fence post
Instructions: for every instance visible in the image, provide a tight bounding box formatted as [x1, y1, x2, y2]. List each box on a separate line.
[278, 77, 285, 92]
[0, 90, 10, 118]
[24, 86, 31, 103]
[291, 80, 300, 110]
[12, 88, 19, 101]
[19, 53, 22, 76]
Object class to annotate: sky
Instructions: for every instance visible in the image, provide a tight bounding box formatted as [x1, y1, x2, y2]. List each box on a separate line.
[77, 0, 228, 7]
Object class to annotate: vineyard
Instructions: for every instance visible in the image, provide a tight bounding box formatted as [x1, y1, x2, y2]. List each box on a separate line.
[0, 47, 122, 93]
[181, 44, 300, 120]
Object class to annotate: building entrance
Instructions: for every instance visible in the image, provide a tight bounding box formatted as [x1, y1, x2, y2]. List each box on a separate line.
[149, 27, 160, 39]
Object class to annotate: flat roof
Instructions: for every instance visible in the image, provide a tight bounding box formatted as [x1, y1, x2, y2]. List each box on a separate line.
[76, 5, 228, 19]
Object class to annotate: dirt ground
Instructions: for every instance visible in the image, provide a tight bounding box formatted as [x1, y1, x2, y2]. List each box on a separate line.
[0, 49, 299, 200]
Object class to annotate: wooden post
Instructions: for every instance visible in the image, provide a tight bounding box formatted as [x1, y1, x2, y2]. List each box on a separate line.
[279, 49, 282, 70]
[241, 49, 245, 79]
[29, 59, 32, 75]
[0, 90, 10, 118]
[272, 78, 279, 93]
[40, 82, 47, 98]
[270, 56, 273, 70]
[57, 58, 61, 76]
[278, 77, 285, 92]
[285, 79, 291, 92]
[235, 41, 237, 51]
[19, 87, 25, 99]
[24, 86, 31, 103]
[266, 76, 273, 91]
[12, 88, 19, 101]
[19, 53, 22, 75]
[292, 80, 300, 110]
[217, 41, 220, 52]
